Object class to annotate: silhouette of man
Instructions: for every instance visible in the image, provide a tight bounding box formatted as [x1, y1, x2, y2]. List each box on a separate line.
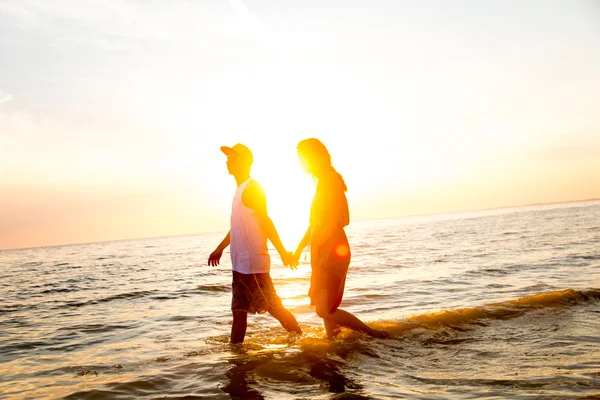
[208, 143, 302, 343]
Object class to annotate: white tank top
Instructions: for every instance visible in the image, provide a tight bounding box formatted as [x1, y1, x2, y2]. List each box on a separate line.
[230, 179, 271, 274]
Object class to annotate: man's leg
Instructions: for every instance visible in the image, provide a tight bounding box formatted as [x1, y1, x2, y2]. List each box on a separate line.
[231, 311, 248, 343]
[258, 273, 301, 334]
[268, 304, 302, 334]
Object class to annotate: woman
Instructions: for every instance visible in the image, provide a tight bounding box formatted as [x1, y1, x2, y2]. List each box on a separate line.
[293, 138, 389, 338]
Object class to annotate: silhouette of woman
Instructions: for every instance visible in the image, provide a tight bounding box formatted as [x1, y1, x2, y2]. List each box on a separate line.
[294, 138, 389, 338]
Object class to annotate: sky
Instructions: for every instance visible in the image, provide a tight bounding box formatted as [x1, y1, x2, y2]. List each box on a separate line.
[1, 0, 600, 250]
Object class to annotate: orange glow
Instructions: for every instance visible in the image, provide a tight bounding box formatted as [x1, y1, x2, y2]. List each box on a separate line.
[334, 242, 350, 258]
[251, 147, 314, 249]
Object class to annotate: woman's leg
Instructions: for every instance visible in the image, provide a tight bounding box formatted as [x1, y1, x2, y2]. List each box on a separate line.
[315, 290, 389, 338]
[323, 318, 341, 338]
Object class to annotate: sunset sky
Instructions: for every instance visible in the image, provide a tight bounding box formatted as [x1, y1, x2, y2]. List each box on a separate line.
[1, 0, 600, 250]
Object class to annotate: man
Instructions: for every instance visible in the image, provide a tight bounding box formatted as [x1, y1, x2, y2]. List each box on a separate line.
[208, 143, 302, 343]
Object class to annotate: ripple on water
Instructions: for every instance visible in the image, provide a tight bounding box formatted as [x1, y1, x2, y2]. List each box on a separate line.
[2, 202, 600, 399]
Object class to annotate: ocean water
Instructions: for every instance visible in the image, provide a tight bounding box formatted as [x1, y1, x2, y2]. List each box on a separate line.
[1, 201, 599, 399]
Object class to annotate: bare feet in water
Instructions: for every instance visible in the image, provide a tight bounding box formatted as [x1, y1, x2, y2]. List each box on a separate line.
[289, 324, 302, 335]
[366, 327, 390, 339]
[326, 326, 342, 339]
[325, 320, 342, 338]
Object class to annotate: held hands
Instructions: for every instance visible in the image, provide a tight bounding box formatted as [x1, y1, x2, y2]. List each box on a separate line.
[212, 247, 298, 269]
[282, 248, 306, 270]
[281, 251, 298, 270]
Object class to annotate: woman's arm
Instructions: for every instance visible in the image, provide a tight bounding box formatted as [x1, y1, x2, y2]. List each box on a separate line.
[294, 225, 312, 261]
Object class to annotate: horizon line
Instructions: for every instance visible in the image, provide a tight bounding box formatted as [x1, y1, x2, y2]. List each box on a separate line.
[2, 197, 599, 252]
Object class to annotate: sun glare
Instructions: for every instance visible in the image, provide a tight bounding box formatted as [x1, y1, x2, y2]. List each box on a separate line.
[252, 151, 314, 250]
[193, 140, 315, 251]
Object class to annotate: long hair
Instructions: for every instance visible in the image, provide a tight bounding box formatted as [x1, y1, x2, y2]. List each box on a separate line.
[297, 138, 347, 192]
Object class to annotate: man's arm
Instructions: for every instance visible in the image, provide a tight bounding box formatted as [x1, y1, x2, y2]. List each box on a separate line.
[242, 181, 294, 267]
[208, 231, 230, 266]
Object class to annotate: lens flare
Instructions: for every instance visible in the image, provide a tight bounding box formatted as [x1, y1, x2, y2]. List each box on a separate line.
[334, 242, 350, 258]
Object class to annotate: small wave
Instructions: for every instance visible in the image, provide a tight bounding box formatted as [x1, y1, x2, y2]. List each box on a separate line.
[96, 290, 158, 303]
[63, 286, 232, 307]
[190, 284, 230, 293]
[63, 290, 159, 308]
[142, 285, 231, 301]
[51, 288, 599, 399]
[0, 304, 33, 315]
[18, 261, 43, 269]
[567, 254, 599, 261]
[61, 364, 117, 374]
[0, 340, 51, 357]
[214, 288, 600, 358]
[94, 255, 128, 260]
[41, 288, 78, 294]
[485, 283, 510, 289]
[152, 284, 231, 299]
[378, 289, 600, 335]
[151, 294, 179, 300]
[57, 348, 214, 381]
[477, 267, 509, 276]
[523, 283, 557, 292]
[57, 323, 134, 333]
[405, 374, 600, 390]
[465, 263, 530, 277]
[62, 376, 175, 399]
[167, 315, 197, 322]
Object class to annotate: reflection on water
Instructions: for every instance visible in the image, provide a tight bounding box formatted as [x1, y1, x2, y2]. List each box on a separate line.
[222, 335, 368, 399]
[222, 355, 265, 400]
[214, 288, 600, 399]
[1, 201, 600, 399]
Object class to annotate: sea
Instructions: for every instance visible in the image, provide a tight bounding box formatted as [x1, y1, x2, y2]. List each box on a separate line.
[1, 200, 599, 399]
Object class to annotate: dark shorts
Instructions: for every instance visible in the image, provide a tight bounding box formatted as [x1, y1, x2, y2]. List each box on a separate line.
[231, 271, 283, 314]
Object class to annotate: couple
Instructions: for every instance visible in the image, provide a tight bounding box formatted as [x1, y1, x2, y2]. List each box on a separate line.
[208, 139, 389, 343]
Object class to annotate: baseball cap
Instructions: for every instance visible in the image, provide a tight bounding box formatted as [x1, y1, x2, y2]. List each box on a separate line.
[220, 143, 253, 165]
